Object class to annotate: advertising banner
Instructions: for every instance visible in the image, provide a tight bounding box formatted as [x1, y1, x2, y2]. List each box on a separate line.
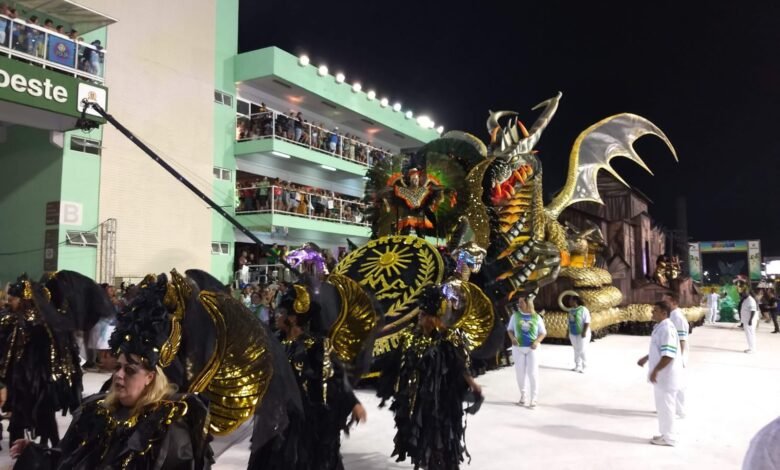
[748, 240, 761, 281]
[46, 36, 77, 68]
[688, 242, 702, 282]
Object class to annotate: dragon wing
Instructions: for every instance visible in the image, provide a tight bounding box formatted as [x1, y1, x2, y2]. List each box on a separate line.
[546, 113, 677, 219]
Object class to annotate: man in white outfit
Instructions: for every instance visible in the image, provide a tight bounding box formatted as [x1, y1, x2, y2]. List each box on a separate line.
[507, 296, 546, 408]
[637, 301, 683, 446]
[566, 295, 591, 373]
[740, 289, 758, 353]
[706, 291, 720, 324]
[664, 292, 688, 419]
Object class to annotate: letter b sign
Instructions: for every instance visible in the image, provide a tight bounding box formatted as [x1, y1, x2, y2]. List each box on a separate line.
[60, 201, 83, 226]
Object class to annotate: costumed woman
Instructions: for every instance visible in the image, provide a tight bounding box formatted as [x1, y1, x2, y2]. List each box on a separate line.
[248, 285, 366, 470]
[0, 275, 81, 449]
[376, 285, 483, 470]
[10, 281, 213, 469]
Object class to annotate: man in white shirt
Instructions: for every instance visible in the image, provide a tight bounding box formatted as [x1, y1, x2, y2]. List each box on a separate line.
[637, 301, 683, 446]
[663, 292, 688, 419]
[706, 291, 720, 324]
[566, 295, 591, 373]
[506, 296, 547, 408]
[740, 290, 759, 353]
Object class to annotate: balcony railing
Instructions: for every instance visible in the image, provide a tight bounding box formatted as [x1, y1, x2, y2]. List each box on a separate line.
[235, 263, 288, 285]
[236, 184, 369, 227]
[236, 111, 392, 168]
[0, 14, 105, 82]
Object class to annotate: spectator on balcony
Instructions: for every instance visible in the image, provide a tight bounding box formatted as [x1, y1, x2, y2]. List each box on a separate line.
[0, 5, 9, 46]
[67, 29, 78, 40]
[286, 184, 300, 213]
[285, 111, 295, 140]
[55, 25, 64, 34]
[300, 119, 311, 144]
[342, 134, 352, 161]
[294, 112, 304, 142]
[310, 123, 319, 148]
[239, 181, 255, 211]
[312, 190, 326, 217]
[328, 127, 340, 153]
[272, 179, 285, 210]
[43, 18, 54, 30]
[236, 118, 248, 140]
[298, 190, 310, 216]
[255, 176, 270, 209]
[343, 204, 353, 222]
[275, 111, 288, 138]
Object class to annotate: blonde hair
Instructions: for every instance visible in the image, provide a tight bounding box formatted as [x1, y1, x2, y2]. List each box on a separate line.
[104, 363, 177, 417]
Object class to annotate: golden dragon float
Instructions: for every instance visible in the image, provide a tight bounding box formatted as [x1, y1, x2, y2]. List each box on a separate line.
[285, 92, 704, 361]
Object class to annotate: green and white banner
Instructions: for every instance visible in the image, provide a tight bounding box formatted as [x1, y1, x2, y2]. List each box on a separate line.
[0, 55, 106, 122]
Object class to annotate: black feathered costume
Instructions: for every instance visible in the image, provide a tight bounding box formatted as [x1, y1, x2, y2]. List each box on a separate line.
[0, 274, 90, 448]
[15, 275, 214, 470]
[376, 286, 481, 470]
[248, 286, 361, 470]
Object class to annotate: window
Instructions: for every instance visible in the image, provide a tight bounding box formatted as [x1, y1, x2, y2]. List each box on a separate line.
[214, 90, 234, 107]
[213, 167, 231, 181]
[236, 99, 250, 116]
[66, 231, 99, 247]
[70, 137, 101, 155]
[211, 242, 230, 255]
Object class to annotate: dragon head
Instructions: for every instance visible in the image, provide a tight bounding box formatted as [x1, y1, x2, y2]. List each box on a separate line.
[485, 92, 562, 204]
[285, 243, 327, 274]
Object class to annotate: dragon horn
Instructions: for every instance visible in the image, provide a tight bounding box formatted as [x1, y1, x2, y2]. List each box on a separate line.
[487, 110, 519, 143]
[516, 92, 563, 154]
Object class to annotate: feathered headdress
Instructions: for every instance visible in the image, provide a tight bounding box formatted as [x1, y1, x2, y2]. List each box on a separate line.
[8, 274, 33, 300]
[109, 274, 172, 368]
[417, 285, 446, 317]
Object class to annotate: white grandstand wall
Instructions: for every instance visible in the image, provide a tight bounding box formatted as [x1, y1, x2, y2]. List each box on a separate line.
[79, 0, 217, 280]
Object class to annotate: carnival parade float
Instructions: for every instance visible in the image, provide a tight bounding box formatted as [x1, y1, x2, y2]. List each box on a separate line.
[283, 92, 705, 358]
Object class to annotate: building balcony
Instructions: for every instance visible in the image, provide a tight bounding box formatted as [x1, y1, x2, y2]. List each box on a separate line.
[1, 14, 106, 82]
[236, 109, 392, 169]
[234, 47, 440, 153]
[236, 185, 371, 239]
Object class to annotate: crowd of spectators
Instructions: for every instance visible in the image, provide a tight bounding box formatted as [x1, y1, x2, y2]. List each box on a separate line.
[0, 4, 104, 76]
[235, 174, 368, 225]
[236, 104, 391, 166]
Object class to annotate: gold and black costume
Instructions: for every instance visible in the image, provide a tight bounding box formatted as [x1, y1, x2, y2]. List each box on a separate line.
[15, 393, 211, 470]
[15, 275, 214, 470]
[376, 287, 481, 470]
[0, 276, 83, 448]
[248, 288, 361, 470]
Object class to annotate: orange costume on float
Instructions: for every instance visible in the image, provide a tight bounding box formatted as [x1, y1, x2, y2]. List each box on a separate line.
[385, 168, 452, 235]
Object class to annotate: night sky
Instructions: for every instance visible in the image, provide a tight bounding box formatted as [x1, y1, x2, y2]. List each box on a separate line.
[239, 0, 780, 255]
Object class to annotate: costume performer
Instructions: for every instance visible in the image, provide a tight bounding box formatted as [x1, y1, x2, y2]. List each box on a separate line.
[248, 285, 366, 470]
[376, 286, 483, 470]
[11, 279, 213, 469]
[562, 292, 590, 373]
[0, 275, 82, 448]
[506, 296, 546, 407]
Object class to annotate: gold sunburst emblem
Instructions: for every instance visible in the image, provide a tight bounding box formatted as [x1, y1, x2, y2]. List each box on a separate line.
[359, 245, 413, 279]
[333, 235, 444, 324]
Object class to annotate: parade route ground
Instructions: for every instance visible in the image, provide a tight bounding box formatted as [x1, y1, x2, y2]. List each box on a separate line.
[2, 322, 778, 469]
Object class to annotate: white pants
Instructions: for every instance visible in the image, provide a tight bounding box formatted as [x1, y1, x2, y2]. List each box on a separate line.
[654, 386, 679, 444]
[707, 307, 718, 323]
[745, 321, 757, 351]
[569, 332, 591, 369]
[512, 346, 539, 400]
[676, 351, 687, 417]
